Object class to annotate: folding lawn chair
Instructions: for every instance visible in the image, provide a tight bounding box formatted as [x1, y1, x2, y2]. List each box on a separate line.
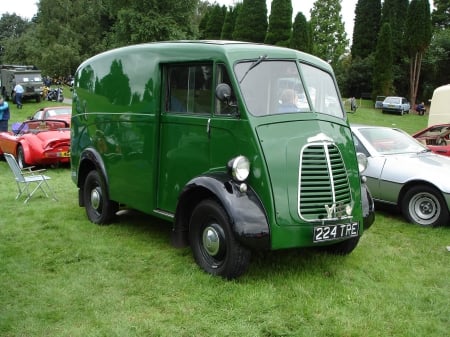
[4, 153, 57, 203]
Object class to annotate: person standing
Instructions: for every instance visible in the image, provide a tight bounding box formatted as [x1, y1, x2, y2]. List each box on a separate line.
[350, 97, 358, 112]
[13, 83, 24, 109]
[0, 96, 10, 131]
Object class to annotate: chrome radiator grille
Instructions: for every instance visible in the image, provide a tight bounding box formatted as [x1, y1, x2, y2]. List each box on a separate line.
[298, 143, 352, 221]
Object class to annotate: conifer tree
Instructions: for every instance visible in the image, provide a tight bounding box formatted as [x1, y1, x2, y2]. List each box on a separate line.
[405, 0, 432, 105]
[264, 0, 292, 46]
[233, 0, 268, 42]
[431, 0, 450, 29]
[310, 0, 348, 67]
[380, 0, 409, 95]
[204, 4, 227, 40]
[290, 12, 311, 53]
[351, 0, 382, 59]
[372, 22, 394, 97]
[221, 4, 241, 40]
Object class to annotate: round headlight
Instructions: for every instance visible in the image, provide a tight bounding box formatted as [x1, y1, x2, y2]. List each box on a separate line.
[356, 152, 368, 173]
[229, 156, 250, 182]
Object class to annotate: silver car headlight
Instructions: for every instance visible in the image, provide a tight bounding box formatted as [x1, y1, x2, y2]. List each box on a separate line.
[357, 152, 368, 173]
[228, 155, 250, 182]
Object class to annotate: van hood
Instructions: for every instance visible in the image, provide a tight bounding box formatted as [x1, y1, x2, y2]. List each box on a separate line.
[255, 119, 360, 226]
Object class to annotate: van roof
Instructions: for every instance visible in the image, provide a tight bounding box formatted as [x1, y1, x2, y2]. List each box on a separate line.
[79, 40, 331, 72]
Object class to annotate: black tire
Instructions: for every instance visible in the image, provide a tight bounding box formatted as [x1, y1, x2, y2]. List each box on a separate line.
[83, 170, 118, 224]
[17, 145, 26, 169]
[401, 185, 449, 227]
[318, 236, 360, 255]
[189, 199, 251, 279]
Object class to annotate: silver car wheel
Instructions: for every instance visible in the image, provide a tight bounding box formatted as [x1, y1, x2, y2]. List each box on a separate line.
[408, 192, 440, 226]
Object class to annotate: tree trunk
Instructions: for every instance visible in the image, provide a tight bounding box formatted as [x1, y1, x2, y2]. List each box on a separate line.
[409, 51, 423, 108]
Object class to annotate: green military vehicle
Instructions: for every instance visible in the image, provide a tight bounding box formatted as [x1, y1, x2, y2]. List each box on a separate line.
[71, 41, 375, 279]
[0, 65, 43, 103]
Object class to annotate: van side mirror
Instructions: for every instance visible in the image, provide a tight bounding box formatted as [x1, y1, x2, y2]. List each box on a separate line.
[215, 83, 239, 116]
[215, 83, 232, 102]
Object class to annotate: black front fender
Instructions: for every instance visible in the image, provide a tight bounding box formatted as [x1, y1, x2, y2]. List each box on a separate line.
[361, 181, 375, 230]
[76, 148, 108, 207]
[173, 173, 270, 251]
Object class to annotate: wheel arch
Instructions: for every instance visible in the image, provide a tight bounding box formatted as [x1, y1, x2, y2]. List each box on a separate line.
[398, 179, 444, 205]
[172, 173, 270, 251]
[76, 148, 109, 206]
[16, 141, 31, 165]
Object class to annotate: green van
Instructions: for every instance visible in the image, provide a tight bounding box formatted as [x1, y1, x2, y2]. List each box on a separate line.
[71, 41, 374, 279]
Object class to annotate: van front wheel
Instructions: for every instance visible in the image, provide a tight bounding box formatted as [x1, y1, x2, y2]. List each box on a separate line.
[189, 199, 251, 279]
[83, 170, 118, 224]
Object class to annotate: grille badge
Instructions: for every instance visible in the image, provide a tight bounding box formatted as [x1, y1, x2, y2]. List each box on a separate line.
[307, 132, 333, 143]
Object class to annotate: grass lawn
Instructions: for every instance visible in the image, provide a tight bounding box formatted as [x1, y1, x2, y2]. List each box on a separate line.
[0, 98, 448, 337]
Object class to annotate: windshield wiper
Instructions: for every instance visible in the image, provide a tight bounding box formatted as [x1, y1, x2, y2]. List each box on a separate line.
[239, 54, 268, 84]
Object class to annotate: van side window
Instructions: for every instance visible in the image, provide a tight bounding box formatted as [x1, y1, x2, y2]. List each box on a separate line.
[164, 64, 213, 114]
[215, 64, 237, 115]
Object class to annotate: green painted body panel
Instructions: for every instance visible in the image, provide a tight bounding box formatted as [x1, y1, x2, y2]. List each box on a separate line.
[71, 41, 368, 251]
[255, 115, 361, 249]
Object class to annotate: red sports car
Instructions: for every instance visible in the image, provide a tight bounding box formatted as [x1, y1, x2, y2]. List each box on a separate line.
[30, 106, 72, 125]
[412, 123, 450, 156]
[0, 119, 71, 168]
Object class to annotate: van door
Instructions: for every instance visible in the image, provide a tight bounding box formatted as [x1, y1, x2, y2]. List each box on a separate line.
[157, 63, 214, 213]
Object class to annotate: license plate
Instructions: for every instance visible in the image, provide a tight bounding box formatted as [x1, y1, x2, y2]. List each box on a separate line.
[313, 223, 359, 242]
[60, 151, 70, 157]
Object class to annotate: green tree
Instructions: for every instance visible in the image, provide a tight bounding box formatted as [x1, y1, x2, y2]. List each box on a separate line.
[290, 12, 311, 53]
[405, 0, 432, 106]
[221, 5, 241, 40]
[310, 0, 348, 67]
[204, 4, 226, 40]
[351, 0, 382, 59]
[0, 14, 30, 40]
[110, 0, 198, 46]
[372, 22, 394, 97]
[198, 10, 210, 39]
[381, 0, 409, 94]
[30, 0, 111, 76]
[233, 0, 268, 42]
[422, 28, 450, 96]
[431, 0, 450, 29]
[265, 0, 292, 46]
[0, 14, 32, 64]
[345, 55, 374, 98]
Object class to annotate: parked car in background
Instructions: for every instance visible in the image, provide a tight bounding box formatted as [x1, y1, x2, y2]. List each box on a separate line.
[30, 106, 71, 125]
[381, 96, 410, 115]
[0, 119, 70, 168]
[374, 95, 386, 109]
[412, 123, 450, 156]
[351, 124, 450, 227]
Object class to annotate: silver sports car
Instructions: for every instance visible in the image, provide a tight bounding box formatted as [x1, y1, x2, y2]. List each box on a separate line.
[351, 124, 450, 227]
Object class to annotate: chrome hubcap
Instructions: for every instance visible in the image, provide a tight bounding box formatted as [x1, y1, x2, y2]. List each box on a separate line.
[91, 187, 101, 210]
[202, 226, 220, 256]
[410, 192, 440, 225]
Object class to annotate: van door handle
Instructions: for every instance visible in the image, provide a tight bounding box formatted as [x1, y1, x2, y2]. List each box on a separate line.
[206, 118, 211, 138]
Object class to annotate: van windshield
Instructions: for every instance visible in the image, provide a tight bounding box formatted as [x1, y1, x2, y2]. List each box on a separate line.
[234, 60, 344, 118]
